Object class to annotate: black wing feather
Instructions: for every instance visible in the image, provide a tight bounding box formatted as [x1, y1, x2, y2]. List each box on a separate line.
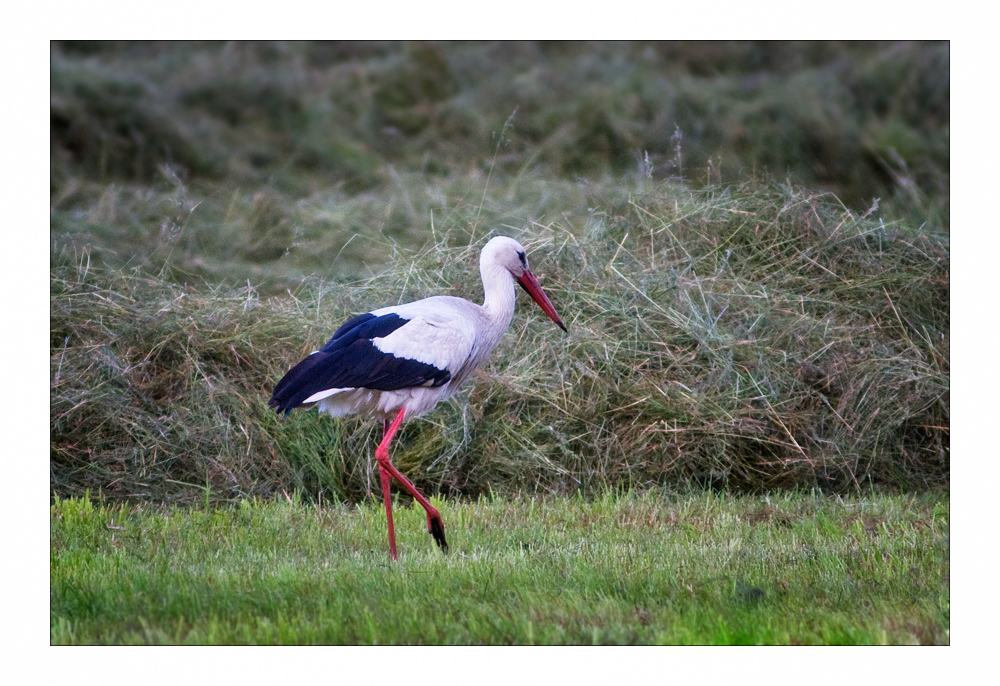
[269, 313, 451, 416]
[321, 312, 378, 350]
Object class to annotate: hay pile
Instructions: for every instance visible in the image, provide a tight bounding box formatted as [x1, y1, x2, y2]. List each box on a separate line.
[51, 182, 948, 503]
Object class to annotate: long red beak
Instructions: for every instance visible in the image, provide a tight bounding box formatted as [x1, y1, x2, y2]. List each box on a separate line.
[517, 268, 568, 332]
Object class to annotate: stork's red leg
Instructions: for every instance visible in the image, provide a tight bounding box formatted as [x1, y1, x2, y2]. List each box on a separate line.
[376, 416, 401, 561]
[378, 460, 397, 560]
[375, 408, 448, 558]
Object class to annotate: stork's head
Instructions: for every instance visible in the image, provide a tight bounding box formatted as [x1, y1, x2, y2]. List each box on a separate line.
[482, 236, 567, 332]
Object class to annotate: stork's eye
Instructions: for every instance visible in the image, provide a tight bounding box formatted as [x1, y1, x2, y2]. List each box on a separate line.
[517, 251, 527, 266]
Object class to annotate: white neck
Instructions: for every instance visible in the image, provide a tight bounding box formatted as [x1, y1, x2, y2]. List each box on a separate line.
[479, 256, 517, 343]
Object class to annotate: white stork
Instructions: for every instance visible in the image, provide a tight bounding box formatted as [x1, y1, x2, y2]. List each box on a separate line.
[269, 236, 567, 560]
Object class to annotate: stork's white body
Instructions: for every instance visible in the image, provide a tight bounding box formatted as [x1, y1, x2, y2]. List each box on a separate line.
[306, 293, 501, 419]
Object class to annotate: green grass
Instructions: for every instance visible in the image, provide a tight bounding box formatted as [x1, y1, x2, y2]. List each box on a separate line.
[51, 490, 949, 645]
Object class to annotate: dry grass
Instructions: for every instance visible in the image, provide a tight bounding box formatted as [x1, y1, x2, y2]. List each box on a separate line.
[50, 179, 948, 505]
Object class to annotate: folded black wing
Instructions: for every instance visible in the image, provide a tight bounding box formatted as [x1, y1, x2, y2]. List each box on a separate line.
[268, 313, 451, 416]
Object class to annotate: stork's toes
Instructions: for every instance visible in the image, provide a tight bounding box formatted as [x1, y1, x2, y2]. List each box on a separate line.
[428, 515, 448, 552]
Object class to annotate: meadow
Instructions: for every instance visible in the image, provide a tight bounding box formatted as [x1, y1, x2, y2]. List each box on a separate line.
[51, 490, 948, 645]
[50, 41, 949, 645]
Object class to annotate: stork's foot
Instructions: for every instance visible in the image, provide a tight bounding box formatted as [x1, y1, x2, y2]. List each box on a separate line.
[428, 513, 448, 552]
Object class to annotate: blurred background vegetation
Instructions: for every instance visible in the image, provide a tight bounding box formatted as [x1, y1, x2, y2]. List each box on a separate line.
[51, 40, 948, 288]
[50, 41, 949, 503]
